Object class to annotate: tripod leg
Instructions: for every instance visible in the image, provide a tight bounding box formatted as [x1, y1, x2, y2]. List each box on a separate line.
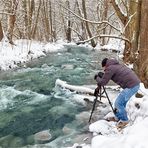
[102, 86, 115, 114]
[99, 87, 102, 101]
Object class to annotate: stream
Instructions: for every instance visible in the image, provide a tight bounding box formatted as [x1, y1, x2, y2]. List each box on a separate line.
[0, 45, 117, 147]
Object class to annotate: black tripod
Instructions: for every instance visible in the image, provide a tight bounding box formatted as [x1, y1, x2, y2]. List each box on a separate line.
[88, 86, 115, 123]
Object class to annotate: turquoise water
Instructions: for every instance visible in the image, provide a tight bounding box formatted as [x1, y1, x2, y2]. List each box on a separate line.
[0, 45, 116, 147]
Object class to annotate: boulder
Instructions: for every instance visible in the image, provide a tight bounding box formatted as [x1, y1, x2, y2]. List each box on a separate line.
[62, 124, 74, 135]
[34, 130, 52, 144]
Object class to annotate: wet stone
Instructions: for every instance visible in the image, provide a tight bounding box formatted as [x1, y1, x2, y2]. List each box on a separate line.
[76, 146, 82, 148]
[34, 130, 52, 144]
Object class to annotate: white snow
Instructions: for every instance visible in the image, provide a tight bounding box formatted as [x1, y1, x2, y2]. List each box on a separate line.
[55, 78, 148, 148]
[55, 79, 94, 95]
[0, 38, 124, 71]
[0, 39, 69, 70]
[0, 38, 148, 148]
[67, 83, 148, 148]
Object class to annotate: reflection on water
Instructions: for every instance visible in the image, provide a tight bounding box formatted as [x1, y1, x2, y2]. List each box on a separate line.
[0, 45, 116, 147]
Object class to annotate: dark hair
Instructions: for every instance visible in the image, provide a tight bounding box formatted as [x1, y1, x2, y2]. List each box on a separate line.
[102, 58, 108, 67]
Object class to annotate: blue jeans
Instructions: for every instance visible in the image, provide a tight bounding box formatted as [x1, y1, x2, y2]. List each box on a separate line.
[114, 84, 140, 121]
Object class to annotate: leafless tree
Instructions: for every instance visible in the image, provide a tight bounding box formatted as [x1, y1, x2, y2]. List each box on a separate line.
[0, 20, 3, 41]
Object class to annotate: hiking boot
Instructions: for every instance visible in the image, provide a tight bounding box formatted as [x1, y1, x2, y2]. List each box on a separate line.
[117, 121, 129, 128]
[105, 117, 119, 122]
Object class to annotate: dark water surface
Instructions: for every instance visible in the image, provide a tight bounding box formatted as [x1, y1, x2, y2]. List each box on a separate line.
[0, 45, 116, 147]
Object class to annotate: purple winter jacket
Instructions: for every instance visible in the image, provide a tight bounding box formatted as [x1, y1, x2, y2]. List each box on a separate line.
[96, 59, 140, 88]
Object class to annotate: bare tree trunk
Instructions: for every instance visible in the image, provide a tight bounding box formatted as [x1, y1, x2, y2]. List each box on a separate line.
[111, 0, 148, 87]
[102, 0, 108, 45]
[136, 0, 148, 88]
[111, 0, 140, 63]
[110, 0, 127, 25]
[75, 0, 86, 40]
[123, 1, 140, 63]
[28, 0, 35, 39]
[0, 20, 4, 41]
[66, 0, 72, 42]
[23, 0, 28, 38]
[52, 2, 57, 41]
[31, 0, 41, 39]
[82, 0, 96, 47]
[59, 2, 67, 39]
[22, 0, 34, 39]
[49, 0, 54, 41]
[7, 0, 18, 44]
[42, 0, 50, 42]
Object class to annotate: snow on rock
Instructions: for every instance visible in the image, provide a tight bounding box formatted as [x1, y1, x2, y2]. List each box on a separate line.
[55, 79, 94, 95]
[77, 43, 94, 51]
[66, 143, 91, 148]
[90, 117, 148, 148]
[91, 135, 131, 148]
[43, 42, 66, 53]
[89, 120, 118, 135]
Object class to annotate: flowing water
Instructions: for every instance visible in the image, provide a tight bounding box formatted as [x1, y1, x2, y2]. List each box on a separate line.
[0, 45, 116, 148]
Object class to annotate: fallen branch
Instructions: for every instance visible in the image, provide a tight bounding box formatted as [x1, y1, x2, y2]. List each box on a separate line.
[55, 79, 94, 95]
[76, 34, 130, 45]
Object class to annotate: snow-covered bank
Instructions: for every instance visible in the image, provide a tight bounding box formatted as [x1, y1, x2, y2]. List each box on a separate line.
[54, 79, 148, 148]
[0, 38, 123, 71]
[66, 83, 148, 148]
[0, 39, 68, 70]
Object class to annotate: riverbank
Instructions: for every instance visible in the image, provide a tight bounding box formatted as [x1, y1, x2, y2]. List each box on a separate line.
[0, 39, 68, 71]
[0, 38, 123, 71]
[0, 39, 84, 71]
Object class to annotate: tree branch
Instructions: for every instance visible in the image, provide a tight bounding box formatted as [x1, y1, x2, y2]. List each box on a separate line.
[76, 34, 130, 45]
[59, 2, 121, 32]
[0, 12, 15, 15]
[110, 0, 127, 25]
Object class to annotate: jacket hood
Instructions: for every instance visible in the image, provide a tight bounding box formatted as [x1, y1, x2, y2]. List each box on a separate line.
[106, 59, 119, 66]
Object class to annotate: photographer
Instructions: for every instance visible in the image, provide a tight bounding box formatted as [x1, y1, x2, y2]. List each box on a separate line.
[94, 58, 140, 128]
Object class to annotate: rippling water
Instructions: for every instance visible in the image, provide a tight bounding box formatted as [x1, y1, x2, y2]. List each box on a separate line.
[0, 45, 116, 147]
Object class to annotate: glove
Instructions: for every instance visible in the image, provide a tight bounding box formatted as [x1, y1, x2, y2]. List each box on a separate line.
[113, 108, 118, 114]
[94, 74, 98, 80]
[94, 72, 104, 80]
[98, 72, 104, 78]
[94, 86, 101, 96]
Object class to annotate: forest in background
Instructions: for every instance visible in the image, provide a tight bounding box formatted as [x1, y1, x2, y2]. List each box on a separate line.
[0, 0, 147, 88]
